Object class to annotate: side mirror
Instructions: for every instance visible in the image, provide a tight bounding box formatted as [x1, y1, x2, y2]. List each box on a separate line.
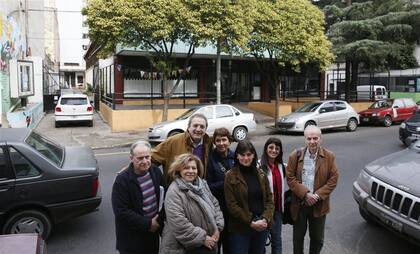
[319, 108, 326, 113]
[393, 105, 399, 109]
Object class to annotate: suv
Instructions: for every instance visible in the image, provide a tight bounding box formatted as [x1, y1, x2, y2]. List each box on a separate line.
[55, 93, 93, 127]
[359, 98, 418, 127]
[353, 141, 420, 246]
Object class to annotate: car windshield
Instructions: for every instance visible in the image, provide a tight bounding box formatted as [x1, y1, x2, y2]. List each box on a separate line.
[369, 100, 391, 109]
[25, 131, 64, 167]
[61, 97, 87, 105]
[296, 102, 322, 112]
[175, 108, 197, 120]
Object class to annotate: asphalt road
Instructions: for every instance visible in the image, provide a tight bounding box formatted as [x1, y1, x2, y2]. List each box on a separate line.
[46, 125, 420, 254]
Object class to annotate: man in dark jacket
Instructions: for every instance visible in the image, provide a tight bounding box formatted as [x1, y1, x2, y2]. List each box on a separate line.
[112, 140, 165, 254]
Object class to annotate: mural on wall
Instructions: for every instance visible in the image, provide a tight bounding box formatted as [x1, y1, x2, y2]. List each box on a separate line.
[0, 14, 26, 72]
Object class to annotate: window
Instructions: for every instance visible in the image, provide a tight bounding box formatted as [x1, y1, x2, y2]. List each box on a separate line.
[60, 97, 88, 105]
[216, 106, 233, 118]
[320, 102, 335, 113]
[25, 131, 64, 167]
[77, 76, 84, 84]
[197, 107, 214, 120]
[334, 102, 346, 111]
[403, 98, 415, 107]
[9, 147, 40, 178]
[0, 148, 7, 179]
[393, 99, 404, 108]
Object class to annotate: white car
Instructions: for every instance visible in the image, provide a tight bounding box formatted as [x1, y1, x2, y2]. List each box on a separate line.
[277, 100, 359, 133]
[148, 104, 257, 142]
[54, 93, 93, 128]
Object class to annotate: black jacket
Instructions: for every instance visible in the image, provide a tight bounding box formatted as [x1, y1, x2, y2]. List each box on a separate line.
[111, 163, 164, 253]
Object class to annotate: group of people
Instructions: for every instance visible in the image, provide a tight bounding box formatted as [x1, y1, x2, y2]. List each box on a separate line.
[111, 113, 339, 254]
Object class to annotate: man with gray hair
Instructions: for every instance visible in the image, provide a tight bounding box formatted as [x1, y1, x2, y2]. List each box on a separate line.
[152, 113, 212, 182]
[286, 125, 339, 254]
[112, 140, 165, 254]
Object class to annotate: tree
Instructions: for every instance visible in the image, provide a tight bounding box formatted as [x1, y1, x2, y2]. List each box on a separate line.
[247, 0, 334, 127]
[83, 0, 254, 121]
[321, 0, 420, 100]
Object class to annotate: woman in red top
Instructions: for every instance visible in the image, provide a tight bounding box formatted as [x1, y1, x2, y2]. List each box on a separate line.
[260, 137, 285, 254]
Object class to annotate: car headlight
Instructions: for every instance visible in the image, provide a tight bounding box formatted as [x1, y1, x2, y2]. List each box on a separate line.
[371, 113, 377, 117]
[400, 122, 406, 129]
[357, 169, 371, 193]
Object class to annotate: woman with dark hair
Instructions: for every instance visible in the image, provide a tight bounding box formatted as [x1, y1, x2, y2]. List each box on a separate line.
[224, 140, 274, 254]
[207, 127, 235, 254]
[260, 137, 285, 254]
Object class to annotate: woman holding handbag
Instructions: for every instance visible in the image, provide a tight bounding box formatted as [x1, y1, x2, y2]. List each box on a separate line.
[159, 153, 224, 254]
[260, 137, 286, 254]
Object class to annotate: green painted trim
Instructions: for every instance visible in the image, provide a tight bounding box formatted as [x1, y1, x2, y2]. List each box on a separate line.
[389, 92, 420, 102]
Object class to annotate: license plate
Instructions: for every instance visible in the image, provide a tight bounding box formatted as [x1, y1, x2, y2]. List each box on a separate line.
[363, 117, 370, 121]
[380, 213, 403, 232]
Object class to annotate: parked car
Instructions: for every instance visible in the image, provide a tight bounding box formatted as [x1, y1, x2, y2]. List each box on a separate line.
[359, 98, 418, 127]
[55, 93, 93, 128]
[353, 140, 420, 246]
[148, 104, 257, 142]
[417, 99, 420, 111]
[276, 100, 359, 133]
[0, 128, 101, 239]
[356, 85, 388, 100]
[400, 112, 420, 145]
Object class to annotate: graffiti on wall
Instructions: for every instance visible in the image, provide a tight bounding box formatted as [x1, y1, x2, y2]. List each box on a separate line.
[0, 14, 26, 72]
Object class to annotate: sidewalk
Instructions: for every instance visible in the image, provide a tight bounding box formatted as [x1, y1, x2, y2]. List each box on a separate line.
[35, 113, 148, 149]
[35, 106, 274, 150]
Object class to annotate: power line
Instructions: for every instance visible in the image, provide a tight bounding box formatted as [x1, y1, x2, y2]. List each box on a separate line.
[28, 8, 82, 13]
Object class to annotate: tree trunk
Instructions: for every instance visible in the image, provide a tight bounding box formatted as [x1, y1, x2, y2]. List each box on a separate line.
[162, 75, 169, 122]
[216, 39, 222, 104]
[275, 80, 280, 128]
[345, 59, 351, 101]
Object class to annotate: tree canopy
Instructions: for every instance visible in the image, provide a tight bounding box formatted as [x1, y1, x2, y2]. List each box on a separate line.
[322, 0, 420, 72]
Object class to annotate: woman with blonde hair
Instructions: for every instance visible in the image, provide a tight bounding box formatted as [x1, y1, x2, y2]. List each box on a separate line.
[160, 153, 224, 254]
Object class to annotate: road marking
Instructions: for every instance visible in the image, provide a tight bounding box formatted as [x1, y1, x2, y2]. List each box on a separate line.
[95, 151, 129, 156]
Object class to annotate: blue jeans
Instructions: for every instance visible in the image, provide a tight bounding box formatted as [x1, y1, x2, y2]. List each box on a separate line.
[270, 211, 283, 254]
[229, 229, 269, 254]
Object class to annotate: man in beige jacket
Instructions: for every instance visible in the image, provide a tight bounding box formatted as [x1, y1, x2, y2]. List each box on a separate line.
[286, 125, 339, 254]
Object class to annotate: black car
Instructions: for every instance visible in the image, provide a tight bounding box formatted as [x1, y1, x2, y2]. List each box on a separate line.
[399, 112, 420, 145]
[0, 128, 101, 239]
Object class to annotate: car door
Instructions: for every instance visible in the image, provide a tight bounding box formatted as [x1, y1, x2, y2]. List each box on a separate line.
[0, 146, 16, 212]
[213, 105, 235, 132]
[333, 101, 348, 127]
[317, 102, 337, 128]
[392, 99, 405, 121]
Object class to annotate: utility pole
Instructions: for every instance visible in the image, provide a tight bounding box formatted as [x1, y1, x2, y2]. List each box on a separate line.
[216, 38, 222, 104]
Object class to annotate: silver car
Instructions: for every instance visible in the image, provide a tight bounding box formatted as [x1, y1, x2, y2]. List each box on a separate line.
[277, 100, 359, 132]
[353, 140, 420, 246]
[148, 104, 257, 142]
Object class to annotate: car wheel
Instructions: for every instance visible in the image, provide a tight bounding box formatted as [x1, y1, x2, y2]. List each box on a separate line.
[304, 121, 316, 129]
[2, 210, 52, 240]
[168, 130, 183, 137]
[55, 121, 60, 128]
[233, 126, 248, 141]
[346, 118, 358, 132]
[383, 115, 392, 127]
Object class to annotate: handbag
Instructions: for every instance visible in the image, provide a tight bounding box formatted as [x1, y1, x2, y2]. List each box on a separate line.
[282, 148, 302, 225]
[282, 189, 294, 225]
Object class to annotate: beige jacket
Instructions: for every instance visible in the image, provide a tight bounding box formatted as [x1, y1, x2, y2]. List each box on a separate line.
[159, 178, 224, 254]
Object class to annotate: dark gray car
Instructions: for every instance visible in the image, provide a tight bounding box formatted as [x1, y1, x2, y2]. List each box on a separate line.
[353, 140, 420, 246]
[0, 128, 101, 239]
